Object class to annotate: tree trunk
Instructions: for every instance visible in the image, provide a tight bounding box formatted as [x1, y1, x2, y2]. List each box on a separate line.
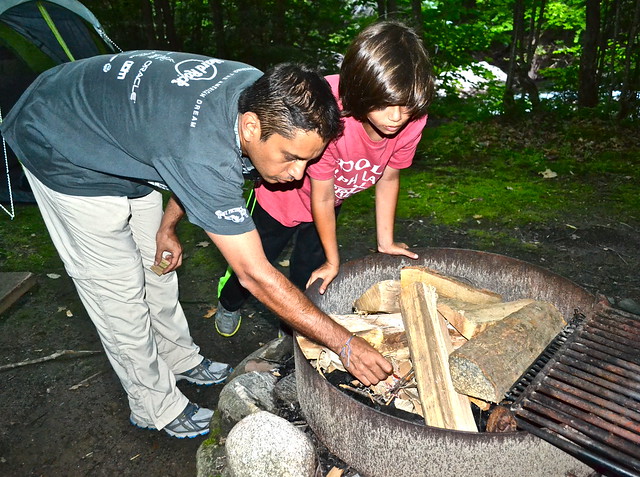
[616, 0, 640, 119]
[153, 0, 181, 50]
[140, 0, 158, 49]
[578, 0, 601, 108]
[209, 0, 226, 58]
[503, 0, 525, 114]
[387, 0, 398, 18]
[410, 0, 424, 37]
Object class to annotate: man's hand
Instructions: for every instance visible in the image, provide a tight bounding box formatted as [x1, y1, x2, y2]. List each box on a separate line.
[378, 241, 419, 260]
[337, 335, 393, 386]
[154, 194, 186, 274]
[154, 228, 183, 273]
[306, 261, 340, 294]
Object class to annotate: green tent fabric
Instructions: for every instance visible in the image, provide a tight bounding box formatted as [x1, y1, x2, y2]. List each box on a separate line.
[0, 0, 115, 70]
[0, 0, 117, 203]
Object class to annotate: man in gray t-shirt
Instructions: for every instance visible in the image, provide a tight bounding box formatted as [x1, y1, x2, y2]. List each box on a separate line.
[0, 51, 392, 439]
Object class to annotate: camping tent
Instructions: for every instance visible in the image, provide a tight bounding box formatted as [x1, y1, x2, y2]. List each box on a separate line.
[0, 0, 117, 204]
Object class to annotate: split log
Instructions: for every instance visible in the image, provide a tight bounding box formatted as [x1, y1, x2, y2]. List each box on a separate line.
[438, 298, 535, 339]
[401, 267, 502, 304]
[400, 268, 477, 432]
[353, 280, 401, 313]
[296, 313, 409, 372]
[449, 301, 566, 403]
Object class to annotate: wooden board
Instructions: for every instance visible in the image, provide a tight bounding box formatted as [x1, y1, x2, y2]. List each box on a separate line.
[400, 268, 477, 432]
[0, 272, 36, 315]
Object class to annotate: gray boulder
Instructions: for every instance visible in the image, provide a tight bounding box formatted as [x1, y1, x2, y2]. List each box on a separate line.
[217, 371, 278, 424]
[225, 411, 316, 477]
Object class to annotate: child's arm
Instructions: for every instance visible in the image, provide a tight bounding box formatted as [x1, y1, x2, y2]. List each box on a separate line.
[307, 177, 340, 294]
[375, 166, 419, 259]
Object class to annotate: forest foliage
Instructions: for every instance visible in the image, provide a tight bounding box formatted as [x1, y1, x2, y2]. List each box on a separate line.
[83, 0, 640, 120]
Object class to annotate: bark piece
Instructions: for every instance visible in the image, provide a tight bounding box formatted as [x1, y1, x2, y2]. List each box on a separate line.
[486, 406, 518, 433]
[438, 298, 536, 339]
[353, 279, 401, 313]
[402, 266, 502, 304]
[449, 301, 566, 403]
[400, 268, 477, 432]
[150, 258, 170, 276]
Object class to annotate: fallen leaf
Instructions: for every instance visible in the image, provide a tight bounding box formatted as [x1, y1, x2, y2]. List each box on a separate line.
[203, 307, 217, 319]
[326, 467, 344, 477]
[47, 273, 61, 279]
[539, 168, 558, 178]
[196, 241, 210, 248]
[66, 310, 73, 317]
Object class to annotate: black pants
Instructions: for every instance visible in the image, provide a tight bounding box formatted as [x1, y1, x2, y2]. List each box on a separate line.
[218, 200, 337, 311]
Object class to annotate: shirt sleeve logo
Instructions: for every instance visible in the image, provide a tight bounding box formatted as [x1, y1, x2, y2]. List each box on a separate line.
[215, 207, 249, 223]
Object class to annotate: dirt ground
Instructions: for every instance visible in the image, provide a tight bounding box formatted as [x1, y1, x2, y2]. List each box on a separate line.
[1, 208, 639, 477]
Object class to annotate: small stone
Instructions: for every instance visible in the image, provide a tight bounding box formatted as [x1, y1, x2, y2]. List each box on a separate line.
[617, 298, 640, 315]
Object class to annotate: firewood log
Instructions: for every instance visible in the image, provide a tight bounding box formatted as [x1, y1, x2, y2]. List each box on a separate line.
[449, 301, 566, 403]
[400, 268, 478, 432]
[353, 280, 401, 313]
[401, 267, 502, 304]
[438, 298, 536, 339]
[296, 313, 410, 371]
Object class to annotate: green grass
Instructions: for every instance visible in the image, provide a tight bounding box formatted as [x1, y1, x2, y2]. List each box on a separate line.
[0, 204, 61, 272]
[2, 111, 638, 272]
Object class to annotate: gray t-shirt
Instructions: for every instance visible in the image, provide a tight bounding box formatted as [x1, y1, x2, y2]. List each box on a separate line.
[0, 50, 263, 234]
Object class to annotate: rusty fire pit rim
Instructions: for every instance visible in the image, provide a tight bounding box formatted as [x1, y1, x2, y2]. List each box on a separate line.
[300, 246, 597, 436]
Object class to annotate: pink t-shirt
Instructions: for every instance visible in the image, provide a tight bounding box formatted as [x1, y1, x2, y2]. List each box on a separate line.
[255, 74, 427, 227]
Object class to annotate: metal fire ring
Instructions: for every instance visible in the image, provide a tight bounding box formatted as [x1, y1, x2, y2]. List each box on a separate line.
[297, 247, 597, 477]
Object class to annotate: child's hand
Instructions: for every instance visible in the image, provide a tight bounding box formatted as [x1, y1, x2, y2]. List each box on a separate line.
[306, 262, 340, 294]
[377, 242, 419, 260]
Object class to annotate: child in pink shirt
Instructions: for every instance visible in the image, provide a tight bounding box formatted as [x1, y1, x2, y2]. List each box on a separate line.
[215, 20, 435, 337]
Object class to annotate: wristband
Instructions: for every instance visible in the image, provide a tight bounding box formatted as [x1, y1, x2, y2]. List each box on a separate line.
[339, 334, 356, 368]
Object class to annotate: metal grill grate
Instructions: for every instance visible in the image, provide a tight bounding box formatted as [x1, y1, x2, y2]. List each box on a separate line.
[510, 305, 640, 477]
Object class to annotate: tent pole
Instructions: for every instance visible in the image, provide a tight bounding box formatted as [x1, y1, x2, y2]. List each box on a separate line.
[0, 107, 16, 220]
[37, 1, 76, 62]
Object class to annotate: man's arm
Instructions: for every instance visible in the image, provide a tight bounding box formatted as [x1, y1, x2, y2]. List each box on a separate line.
[208, 228, 393, 386]
[155, 194, 185, 273]
[375, 167, 418, 259]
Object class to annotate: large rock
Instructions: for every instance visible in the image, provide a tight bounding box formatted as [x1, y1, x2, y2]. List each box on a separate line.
[196, 413, 227, 477]
[225, 411, 316, 477]
[217, 371, 278, 424]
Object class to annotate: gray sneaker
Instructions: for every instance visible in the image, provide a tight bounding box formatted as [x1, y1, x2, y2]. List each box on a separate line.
[214, 304, 242, 337]
[175, 358, 232, 385]
[130, 402, 214, 439]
